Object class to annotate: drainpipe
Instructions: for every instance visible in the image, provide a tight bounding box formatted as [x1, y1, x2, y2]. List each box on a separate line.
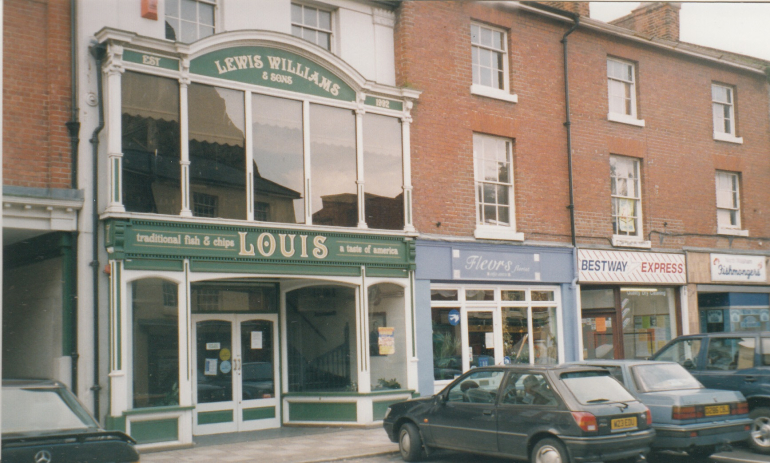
[89, 43, 107, 418]
[64, 0, 80, 395]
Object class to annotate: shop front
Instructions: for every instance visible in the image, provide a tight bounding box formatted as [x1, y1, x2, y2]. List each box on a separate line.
[415, 241, 578, 394]
[95, 28, 419, 448]
[686, 252, 770, 334]
[578, 249, 686, 360]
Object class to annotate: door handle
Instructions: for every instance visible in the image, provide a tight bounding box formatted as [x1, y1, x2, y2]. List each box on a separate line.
[482, 410, 494, 416]
[745, 376, 757, 383]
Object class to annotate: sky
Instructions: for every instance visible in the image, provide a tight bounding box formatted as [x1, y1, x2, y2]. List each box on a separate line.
[589, 2, 770, 61]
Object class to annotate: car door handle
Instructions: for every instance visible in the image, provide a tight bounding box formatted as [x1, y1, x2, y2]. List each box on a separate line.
[745, 376, 757, 383]
[482, 410, 494, 416]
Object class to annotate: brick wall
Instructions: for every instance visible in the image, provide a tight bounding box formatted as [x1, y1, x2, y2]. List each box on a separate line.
[3, 0, 73, 189]
[611, 2, 680, 42]
[396, 2, 770, 252]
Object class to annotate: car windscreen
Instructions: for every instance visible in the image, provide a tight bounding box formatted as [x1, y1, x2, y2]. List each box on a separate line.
[2, 387, 99, 434]
[631, 363, 703, 392]
[561, 371, 635, 404]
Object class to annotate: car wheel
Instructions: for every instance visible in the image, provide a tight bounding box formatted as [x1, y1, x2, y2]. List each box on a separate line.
[531, 437, 570, 463]
[398, 422, 424, 462]
[750, 407, 770, 454]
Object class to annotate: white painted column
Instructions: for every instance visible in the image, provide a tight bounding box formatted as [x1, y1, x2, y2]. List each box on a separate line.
[179, 59, 192, 217]
[356, 95, 367, 228]
[104, 44, 125, 213]
[401, 102, 415, 232]
[109, 260, 127, 417]
[303, 100, 312, 224]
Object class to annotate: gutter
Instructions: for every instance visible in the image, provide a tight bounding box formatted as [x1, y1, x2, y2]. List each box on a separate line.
[88, 43, 107, 418]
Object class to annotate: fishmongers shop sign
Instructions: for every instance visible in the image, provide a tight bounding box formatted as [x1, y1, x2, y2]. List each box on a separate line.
[190, 46, 356, 102]
[710, 254, 767, 282]
[106, 221, 410, 266]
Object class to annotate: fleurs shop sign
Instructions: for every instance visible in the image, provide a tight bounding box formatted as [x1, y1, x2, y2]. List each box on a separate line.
[105, 220, 411, 267]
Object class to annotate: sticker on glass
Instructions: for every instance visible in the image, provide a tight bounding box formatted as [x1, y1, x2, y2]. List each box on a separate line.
[206, 342, 221, 350]
[204, 358, 217, 376]
[251, 331, 263, 349]
[219, 348, 231, 361]
[220, 360, 232, 374]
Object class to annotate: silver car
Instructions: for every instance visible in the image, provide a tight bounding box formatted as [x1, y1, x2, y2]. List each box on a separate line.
[579, 360, 751, 457]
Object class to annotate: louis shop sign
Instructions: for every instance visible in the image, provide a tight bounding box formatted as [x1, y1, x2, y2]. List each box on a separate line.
[106, 220, 410, 266]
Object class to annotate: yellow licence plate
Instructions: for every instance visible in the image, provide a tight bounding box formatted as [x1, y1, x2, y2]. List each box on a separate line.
[611, 417, 637, 431]
[705, 405, 730, 416]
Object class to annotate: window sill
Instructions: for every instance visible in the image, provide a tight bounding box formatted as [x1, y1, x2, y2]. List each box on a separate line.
[612, 235, 651, 248]
[475, 227, 524, 241]
[607, 113, 646, 127]
[713, 132, 743, 144]
[470, 84, 518, 104]
[718, 227, 749, 237]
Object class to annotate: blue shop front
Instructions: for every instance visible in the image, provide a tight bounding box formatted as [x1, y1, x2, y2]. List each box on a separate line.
[413, 240, 578, 394]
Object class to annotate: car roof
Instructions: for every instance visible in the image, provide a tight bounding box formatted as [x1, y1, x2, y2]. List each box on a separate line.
[578, 359, 677, 367]
[674, 331, 770, 338]
[2, 379, 65, 388]
[473, 364, 611, 374]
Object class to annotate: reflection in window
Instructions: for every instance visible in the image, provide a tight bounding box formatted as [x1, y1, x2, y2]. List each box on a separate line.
[165, 0, 215, 43]
[132, 279, 179, 408]
[122, 72, 180, 214]
[533, 307, 558, 364]
[191, 282, 276, 313]
[252, 94, 304, 223]
[432, 308, 462, 381]
[188, 84, 246, 220]
[310, 105, 357, 227]
[364, 114, 403, 230]
[502, 307, 528, 364]
[369, 284, 407, 390]
[241, 320, 275, 399]
[622, 288, 677, 359]
[286, 286, 357, 392]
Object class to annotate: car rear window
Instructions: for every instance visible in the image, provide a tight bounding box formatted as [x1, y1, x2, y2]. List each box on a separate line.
[631, 363, 702, 392]
[2, 387, 99, 434]
[561, 371, 635, 404]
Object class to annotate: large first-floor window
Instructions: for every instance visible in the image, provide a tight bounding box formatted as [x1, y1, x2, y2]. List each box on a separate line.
[132, 278, 179, 408]
[120, 71, 408, 231]
[430, 285, 561, 383]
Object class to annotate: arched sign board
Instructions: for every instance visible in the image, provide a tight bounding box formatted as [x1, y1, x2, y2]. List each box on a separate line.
[190, 46, 356, 102]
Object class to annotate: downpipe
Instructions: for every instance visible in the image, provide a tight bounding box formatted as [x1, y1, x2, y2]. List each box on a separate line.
[88, 42, 107, 418]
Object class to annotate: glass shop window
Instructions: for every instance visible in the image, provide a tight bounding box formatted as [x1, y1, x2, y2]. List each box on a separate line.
[622, 288, 677, 359]
[310, 104, 357, 227]
[369, 283, 407, 390]
[252, 94, 305, 224]
[122, 72, 181, 214]
[188, 83, 246, 220]
[190, 282, 277, 313]
[432, 307, 462, 381]
[363, 114, 404, 230]
[132, 278, 179, 408]
[286, 286, 358, 392]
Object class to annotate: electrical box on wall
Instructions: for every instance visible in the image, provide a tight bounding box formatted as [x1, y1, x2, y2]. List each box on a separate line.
[141, 0, 158, 20]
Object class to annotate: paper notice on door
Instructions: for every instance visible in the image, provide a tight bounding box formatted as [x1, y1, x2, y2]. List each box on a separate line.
[485, 332, 495, 349]
[204, 358, 217, 376]
[251, 331, 263, 349]
[596, 317, 606, 332]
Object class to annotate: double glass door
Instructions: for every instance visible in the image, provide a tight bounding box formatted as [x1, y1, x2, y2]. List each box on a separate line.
[193, 314, 279, 434]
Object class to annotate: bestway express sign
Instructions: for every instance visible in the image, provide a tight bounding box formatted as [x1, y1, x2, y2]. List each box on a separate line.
[578, 249, 686, 284]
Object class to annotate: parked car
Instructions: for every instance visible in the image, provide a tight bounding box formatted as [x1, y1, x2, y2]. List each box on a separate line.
[579, 359, 751, 455]
[383, 365, 654, 462]
[651, 331, 770, 454]
[1, 380, 140, 463]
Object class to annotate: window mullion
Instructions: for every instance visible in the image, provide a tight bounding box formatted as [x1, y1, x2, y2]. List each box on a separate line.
[179, 74, 192, 217]
[245, 91, 254, 221]
[356, 104, 366, 228]
[303, 100, 312, 224]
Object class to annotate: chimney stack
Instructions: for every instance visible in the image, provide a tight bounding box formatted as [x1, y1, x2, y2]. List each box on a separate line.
[610, 2, 681, 42]
[539, 2, 590, 17]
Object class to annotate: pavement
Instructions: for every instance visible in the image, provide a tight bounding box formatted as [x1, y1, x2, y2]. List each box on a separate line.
[140, 426, 398, 463]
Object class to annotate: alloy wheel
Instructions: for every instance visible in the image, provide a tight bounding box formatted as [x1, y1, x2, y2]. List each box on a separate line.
[534, 445, 563, 463]
[752, 416, 770, 448]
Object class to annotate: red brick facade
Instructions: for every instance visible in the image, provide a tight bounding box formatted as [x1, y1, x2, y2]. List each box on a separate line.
[395, 1, 770, 252]
[3, 0, 73, 189]
[611, 2, 680, 42]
